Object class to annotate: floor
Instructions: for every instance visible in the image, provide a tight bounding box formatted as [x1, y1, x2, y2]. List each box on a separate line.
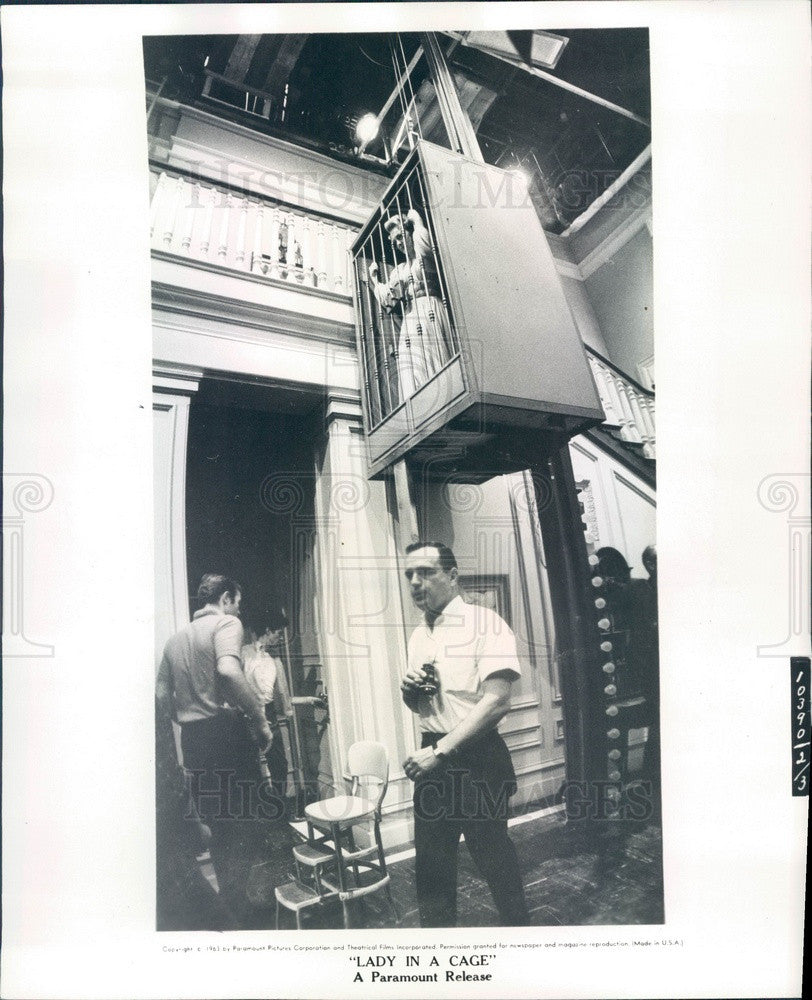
[242, 805, 664, 930]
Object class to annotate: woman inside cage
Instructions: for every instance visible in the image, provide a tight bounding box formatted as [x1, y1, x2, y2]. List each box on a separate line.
[367, 207, 453, 403]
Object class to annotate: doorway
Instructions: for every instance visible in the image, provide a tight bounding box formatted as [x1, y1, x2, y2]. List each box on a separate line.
[184, 377, 329, 795]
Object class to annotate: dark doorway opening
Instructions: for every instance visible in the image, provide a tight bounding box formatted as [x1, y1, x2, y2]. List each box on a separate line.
[185, 380, 317, 626]
[184, 377, 329, 802]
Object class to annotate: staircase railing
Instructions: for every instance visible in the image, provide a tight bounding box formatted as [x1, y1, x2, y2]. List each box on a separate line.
[148, 163, 356, 296]
[586, 348, 656, 459]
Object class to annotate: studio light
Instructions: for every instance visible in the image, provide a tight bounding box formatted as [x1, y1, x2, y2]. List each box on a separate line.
[355, 113, 379, 144]
[508, 167, 531, 189]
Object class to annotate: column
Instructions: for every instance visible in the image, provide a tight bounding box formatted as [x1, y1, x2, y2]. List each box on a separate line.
[310, 390, 415, 846]
[153, 369, 200, 667]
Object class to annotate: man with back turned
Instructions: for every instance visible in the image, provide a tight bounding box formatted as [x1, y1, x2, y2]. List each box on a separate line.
[401, 541, 530, 927]
[156, 573, 273, 927]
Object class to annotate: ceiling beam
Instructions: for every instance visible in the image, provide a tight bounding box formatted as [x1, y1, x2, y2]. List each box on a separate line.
[260, 34, 307, 95]
[420, 32, 484, 162]
[223, 35, 263, 82]
[360, 43, 424, 154]
[443, 30, 649, 128]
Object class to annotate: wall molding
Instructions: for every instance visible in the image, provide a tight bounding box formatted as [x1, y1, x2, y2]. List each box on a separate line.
[554, 259, 584, 280]
[152, 362, 203, 396]
[152, 276, 356, 348]
[577, 202, 652, 280]
[151, 247, 353, 306]
[552, 200, 652, 282]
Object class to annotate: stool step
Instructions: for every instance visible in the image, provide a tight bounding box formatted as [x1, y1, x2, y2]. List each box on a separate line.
[293, 843, 336, 866]
[274, 880, 323, 911]
[339, 873, 391, 902]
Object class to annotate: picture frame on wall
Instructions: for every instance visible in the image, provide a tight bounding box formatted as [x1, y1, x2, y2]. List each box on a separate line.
[459, 572, 513, 628]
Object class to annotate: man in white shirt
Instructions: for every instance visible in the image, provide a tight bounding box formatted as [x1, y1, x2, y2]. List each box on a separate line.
[401, 542, 530, 927]
[242, 613, 293, 805]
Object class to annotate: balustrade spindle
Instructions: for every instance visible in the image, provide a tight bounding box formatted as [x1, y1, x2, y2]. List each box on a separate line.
[217, 194, 233, 261]
[149, 171, 168, 241]
[344, 227, 354, 299]
[300, 216, 315, 286]
[252, 203, 264, 274]
[315, 220, 328, 288]
[283, 212, 295, 281]
[614, 378, 642, 443]
[629, 389, 647, 446]
[644, 397, 656, 435]
[602, 368, 629, 435]
[180, 183, 198, 253]
[332, 224, 343, 292]
[199, 186, 215, 256]
[291, 215, 305, 283]
[164, 176, 185, 248]
[591, 359, 620, 427]
[607, 374, 627, 427]
[235, 198, 249, 267]
[640, 398, 657, 457]
[268, 207, 281, 279]
[279, 212, 291, 280]
[626, 389, 649, 446]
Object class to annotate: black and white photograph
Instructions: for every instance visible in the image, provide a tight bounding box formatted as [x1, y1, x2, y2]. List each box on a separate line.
[146, 27, 662, 934]
[1, 2, 809, 999]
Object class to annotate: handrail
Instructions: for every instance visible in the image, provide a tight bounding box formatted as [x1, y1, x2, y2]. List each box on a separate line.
[585, 346, 653, 398]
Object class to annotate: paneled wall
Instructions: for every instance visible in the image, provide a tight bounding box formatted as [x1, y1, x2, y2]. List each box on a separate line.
[569, 435, 657, 577]
[420, 472, 564, 807]
[583, 227, 654, 380]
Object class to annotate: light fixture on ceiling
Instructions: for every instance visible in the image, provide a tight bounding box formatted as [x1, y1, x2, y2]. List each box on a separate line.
[508, 166, 531, 189]
[446, 30, 569, 71]
[355, 113, 379, 144]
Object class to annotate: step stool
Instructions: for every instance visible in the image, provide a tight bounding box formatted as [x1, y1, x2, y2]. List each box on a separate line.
[274, 879, 325, 930]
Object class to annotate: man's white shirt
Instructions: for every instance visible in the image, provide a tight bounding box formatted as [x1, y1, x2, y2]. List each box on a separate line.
[407, 594, 522, 734]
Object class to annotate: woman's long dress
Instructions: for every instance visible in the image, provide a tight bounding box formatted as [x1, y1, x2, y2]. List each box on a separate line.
[372, 226, 453, 404]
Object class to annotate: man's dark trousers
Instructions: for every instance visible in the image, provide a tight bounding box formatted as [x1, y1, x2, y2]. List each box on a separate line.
[181, 711, 267, 926]
[413, 730, 529, 927]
